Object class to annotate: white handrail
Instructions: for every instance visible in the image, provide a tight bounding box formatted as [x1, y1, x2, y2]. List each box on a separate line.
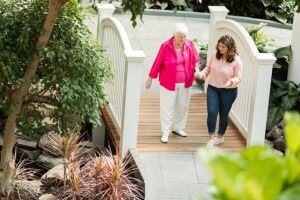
[97, 4, 145, 157]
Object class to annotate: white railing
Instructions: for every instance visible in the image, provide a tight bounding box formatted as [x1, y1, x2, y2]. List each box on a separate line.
[208, 6, 276, 146]
[97, 4, 145, 157]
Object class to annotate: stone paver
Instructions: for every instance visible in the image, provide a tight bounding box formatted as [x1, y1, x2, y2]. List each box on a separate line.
[135, 152, 212, 200]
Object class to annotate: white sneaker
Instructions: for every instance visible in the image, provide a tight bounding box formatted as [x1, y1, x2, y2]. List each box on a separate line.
[207, 137, 216, 148]
[161, 132, 169, 143]
[173, 130, 187, 137]
[214, 137, 224, 145]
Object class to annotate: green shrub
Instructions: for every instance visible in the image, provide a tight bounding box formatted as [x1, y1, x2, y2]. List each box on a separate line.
[0, 0, 112, 138]
[261, 0, 296, 23]
[200, 112, 300, 200]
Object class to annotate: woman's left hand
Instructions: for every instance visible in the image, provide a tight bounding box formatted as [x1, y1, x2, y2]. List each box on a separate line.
[225, 77, 240, 88]
[225, 79, 233, 88]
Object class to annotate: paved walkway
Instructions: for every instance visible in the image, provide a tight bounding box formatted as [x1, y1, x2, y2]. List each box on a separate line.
[133, 151, 213, 200]
[84, 4, 292, 199]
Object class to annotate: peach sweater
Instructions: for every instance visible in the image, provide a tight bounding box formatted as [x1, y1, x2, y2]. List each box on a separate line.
[201, 52, 243, 88]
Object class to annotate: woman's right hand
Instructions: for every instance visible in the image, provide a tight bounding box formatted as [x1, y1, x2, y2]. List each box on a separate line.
[195, 71, 206, 80]
[146, 77, 152, 90]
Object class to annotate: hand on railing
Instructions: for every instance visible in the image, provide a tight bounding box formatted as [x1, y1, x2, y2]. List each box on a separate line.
[146, 77, 152, 90]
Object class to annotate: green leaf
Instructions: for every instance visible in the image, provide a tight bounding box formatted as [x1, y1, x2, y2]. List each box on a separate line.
[265, 9, 275, 18]
[274, 46, 292, 59]
[267, 106, 284, 130]
[241, 157, 284, 200]
[284, 112, 300, 156]
[274, 13, 287, 24]
[272, 89, 288, 98]
[247, 23, 267, 36]
[277, 184, 300, 200]
[261, 0, 272, 7]
[281, 95, 297, 110]
[272, 78, 285, 88]
[284, 155, 300, 184]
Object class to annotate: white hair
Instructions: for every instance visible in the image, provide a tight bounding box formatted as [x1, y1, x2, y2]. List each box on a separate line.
[173, 23, 189, 36]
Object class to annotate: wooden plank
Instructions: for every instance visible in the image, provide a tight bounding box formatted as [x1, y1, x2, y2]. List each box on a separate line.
[100, 106, 121, 154]
[137, 93, 246, 152]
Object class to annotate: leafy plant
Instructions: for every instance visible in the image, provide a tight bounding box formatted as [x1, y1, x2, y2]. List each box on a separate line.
[0, 0, 112, 139]
[272, 45, 292, 81]
[247, 22, 273, 53]
[171, 0, 188, 10]
[267, 80, 300, 130]
[145, 0, 168, 9]
[60, 150, 143, 199]
[297, 0, 300, 12]
[266, 45, 296, 130]
[246, 23, 297, 132]
[42, 131, 86, 191]
[261, 0, 296, 23]
[200, 112, 300, 200]
[122, 0, 147, 27]
[9, 158, 39, 200]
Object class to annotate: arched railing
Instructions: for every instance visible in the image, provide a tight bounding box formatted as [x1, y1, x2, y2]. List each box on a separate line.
[97, 4, 145, 156]
[208, 6, 276, 146]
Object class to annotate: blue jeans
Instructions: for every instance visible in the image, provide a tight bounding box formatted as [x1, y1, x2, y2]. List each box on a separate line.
[207, 85, 237, 135]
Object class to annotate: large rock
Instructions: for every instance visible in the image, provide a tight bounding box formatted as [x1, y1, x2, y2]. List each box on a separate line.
[16, 148, 41, 160]
[264, 139, 274, 147]
[37, 154, 63, 169]
[17, 179, 43, 194]
[277, 120, 285, 130]
[41, 164, 69, 186]
[39, 132, 59, 156]
[266, 125, 284, 140]
[16, 137, 38, 150]
[39, 194, 58, 200]
[274, 136, 286, 153]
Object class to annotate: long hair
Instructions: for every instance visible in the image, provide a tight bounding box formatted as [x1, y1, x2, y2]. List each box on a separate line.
[215, 35, 238, 63]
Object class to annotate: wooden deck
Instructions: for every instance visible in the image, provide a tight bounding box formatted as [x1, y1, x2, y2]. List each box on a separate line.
[101, 93, 246, 154]
[137, 93, 246, 152]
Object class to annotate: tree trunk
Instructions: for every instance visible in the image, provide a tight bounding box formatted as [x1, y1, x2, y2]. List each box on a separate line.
[0, 0, 68, 196]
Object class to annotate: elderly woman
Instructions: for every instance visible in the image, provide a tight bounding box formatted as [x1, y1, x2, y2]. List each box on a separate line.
[146, 23, 200, 143]
[196, 35, 243, 147]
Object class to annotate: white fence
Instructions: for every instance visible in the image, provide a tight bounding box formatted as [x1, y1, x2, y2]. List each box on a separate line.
[208, 6, 276, 146]
[97, 4, 145, 157]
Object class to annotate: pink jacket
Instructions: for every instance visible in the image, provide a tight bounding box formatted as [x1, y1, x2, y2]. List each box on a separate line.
[149, 37, 199, 91]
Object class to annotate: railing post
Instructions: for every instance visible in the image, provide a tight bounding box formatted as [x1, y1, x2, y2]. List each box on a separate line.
[120, 50, 145, 157]
[287, 12, 300, 84]
[248, 54, 276, 146]
[208, 6, 229, 59]
[96, 3, 116, 43]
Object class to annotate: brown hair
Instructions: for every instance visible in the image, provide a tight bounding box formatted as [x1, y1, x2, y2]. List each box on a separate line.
[215, 35, 237, 63]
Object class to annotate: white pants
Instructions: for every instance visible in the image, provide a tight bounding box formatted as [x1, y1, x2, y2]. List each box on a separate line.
[160, 83, 191, 133]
